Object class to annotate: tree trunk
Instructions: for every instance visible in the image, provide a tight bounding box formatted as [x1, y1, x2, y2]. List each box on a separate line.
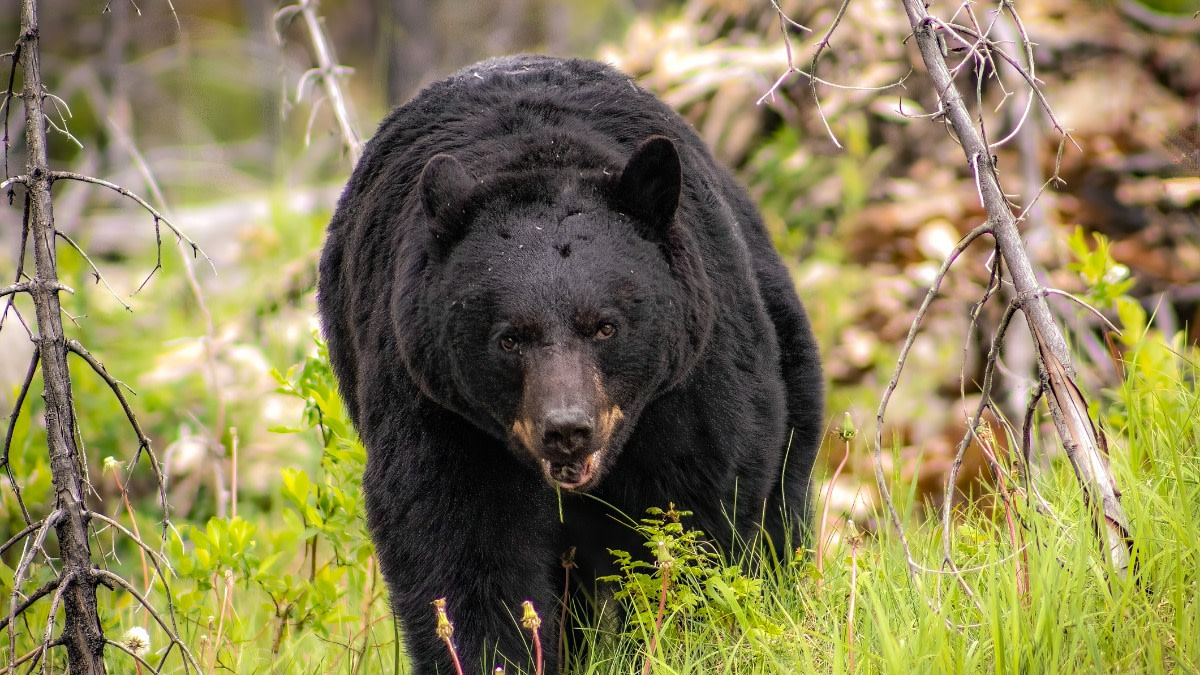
[18, 0, 107, 671]
[898, 0, 1134, 575]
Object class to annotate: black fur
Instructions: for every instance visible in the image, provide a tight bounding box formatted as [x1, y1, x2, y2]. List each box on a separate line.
[317, 55, 824, 674]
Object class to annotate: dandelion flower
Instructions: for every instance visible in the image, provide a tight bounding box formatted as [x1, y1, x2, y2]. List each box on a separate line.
[122, 626, 151, 657]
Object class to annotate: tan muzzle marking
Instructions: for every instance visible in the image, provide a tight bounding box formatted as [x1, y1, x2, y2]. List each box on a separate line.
[597, 405, 624, 449]
[511, 417, 536, 452]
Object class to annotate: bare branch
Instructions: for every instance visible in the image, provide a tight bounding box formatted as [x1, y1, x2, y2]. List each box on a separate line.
[7, 509, 61, 664]
[0, 194, 32, 336]
[1015, 134, 1069, 223]
[768, 0, 812, 33]
[0, 518, 46, 558]
[86, 510, 181, 630]
[38, 570, 75, 663]
[87, 511, 173, 575]
[8, 3, 191, 671]
[898, 0, 1134, 575]
[932, 18, 1079, 151]
[54, 230, 132, 311]
[0, 174, 25, 191]
[0, 279, 72, 299]
[0, 44, 19, 179]
[1021, 384, 1044, 474]
[1045, 288, 1121, 334]
[2, 347, 38, 525]
[93, 569, 203, 673]
[66, 339, 169, 526]
[0, 577, 57, 633]
[47, 170, 213, 272]
[757, 0, 909, 147]
[807, 0, 852, 147]
[874, 222, 993, 583]
[275, 0, 363, 164]
[105, 637, 160, 674]
[941, 295, 1022, 618]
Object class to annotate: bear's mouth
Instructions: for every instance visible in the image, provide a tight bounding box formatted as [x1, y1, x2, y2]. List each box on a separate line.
[542, 449, 604, 490]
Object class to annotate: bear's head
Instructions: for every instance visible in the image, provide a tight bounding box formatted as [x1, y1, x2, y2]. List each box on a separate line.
[398, 136, 714, 491]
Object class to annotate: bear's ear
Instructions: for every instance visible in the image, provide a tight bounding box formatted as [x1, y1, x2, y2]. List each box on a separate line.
[419, 154, 475, 240]
[614, 136, 681, 239]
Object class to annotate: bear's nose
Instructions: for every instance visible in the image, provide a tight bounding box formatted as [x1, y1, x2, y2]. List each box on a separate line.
[542, 408, 593, 455]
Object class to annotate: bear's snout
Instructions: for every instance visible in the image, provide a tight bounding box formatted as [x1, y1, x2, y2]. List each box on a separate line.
[515, 347, 603, 458]
[541, 408, 593, 456]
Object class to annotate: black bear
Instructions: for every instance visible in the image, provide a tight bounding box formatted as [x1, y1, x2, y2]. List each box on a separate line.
[317, 54, 823, 673]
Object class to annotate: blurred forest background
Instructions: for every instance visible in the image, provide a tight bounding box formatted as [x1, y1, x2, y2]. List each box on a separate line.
[1, 0, 1199, 670]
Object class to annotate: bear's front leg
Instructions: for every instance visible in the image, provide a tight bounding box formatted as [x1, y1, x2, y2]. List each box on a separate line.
[364, 421, 562, 675]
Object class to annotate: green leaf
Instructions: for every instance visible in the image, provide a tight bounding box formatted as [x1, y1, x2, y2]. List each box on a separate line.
[0, 559, 14, 593]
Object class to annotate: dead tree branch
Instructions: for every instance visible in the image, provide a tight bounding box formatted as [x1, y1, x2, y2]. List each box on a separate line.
[874, 222, 993, 584]
[66, 339, 169, 535]
[93, 569, 203, 673]
[2, 347, 39, 525]
[758, 0, 910, 147]
[48, 170, 212, 274]
[274, 0, 363, 164]
[13, 0, 108, 669]
[3, 2, 205, 671]
[895, 0, 1134, 576]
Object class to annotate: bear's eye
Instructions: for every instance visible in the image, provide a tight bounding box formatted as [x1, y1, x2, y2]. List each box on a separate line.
[499, 335, 519, 352]
[595, 323, 617, 340]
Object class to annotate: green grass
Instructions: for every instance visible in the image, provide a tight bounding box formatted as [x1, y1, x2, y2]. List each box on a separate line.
[575, 395, 1200, 675]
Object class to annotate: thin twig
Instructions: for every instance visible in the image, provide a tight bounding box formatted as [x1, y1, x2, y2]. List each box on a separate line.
[53, 230, 131, 311]
[0, 577, 57, 633]
[932, 18, 1079, 150]
[1044, 288, 1121, 334]
[2, 347, 39, 525]
[0, 517, 46, 558]
[757, 0, 909, 144]
[39, 570, 75, 661]
[6, 509, 62, 666]
[93, 569, 203, 673]
[105, 638, 159, 674]
[0, 195, 32, 336]
[65, 339, 169, 527]
[874, 222, 993, 584]
[274, 0, 363, 163]
[0, 174, 25, 191]
[85, 510, 178, 613]
[0, 45, 19, 179]
[47, 170, 212, 271]
[941, 298, 1022, 620]
[1020, 384, 1044, 474]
